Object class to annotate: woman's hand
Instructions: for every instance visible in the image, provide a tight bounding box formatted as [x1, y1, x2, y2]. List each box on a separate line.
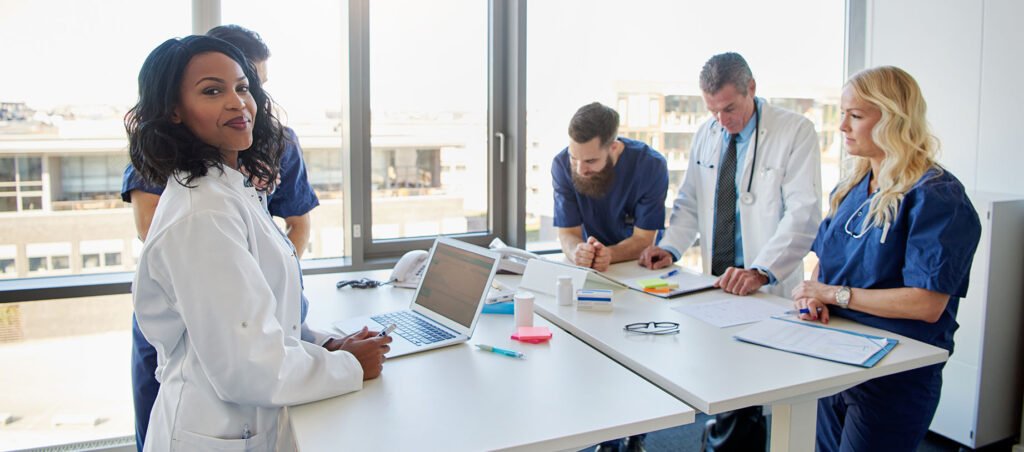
[793, 297, 830, 324]
[792, 280, 837, 324]
[325, 327, 392, 380]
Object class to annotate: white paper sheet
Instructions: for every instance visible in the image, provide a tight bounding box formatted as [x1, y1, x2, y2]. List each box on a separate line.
[671, 297, 790, 328]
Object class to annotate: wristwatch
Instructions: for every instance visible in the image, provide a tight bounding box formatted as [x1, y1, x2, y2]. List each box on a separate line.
[835, 286, 851, 309]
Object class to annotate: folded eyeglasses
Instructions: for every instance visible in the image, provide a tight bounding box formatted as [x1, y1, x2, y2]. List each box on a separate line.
[623, 321, 680, 335]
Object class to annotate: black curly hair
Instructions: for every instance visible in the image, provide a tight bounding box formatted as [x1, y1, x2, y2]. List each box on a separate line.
[125, 35, 284, 189]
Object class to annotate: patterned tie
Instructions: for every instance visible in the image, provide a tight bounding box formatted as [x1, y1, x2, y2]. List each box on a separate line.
[711, 134, 739, 276]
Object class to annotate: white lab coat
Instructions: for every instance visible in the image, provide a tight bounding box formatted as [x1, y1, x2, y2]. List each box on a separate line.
[660, 102, 822, 297]
[133, 167, 363, 451]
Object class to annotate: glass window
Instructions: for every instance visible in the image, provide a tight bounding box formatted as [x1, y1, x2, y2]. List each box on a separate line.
[0, 1, 189, 281]
[0, 157, 14, 182]
[16, 156, 41, 181]
[367, 0, 488, 242]
[104, 252, 121, 267]
[526, 0, 844, 272]
[82, 253, 100, 269]
[28, 257, 47, 272]
[0, 196, 15, 212]
[221, 0, 347, 260]
[0, 258, 14, 275]
[0, 295, 134, 450]
[51, 255, 70, 270]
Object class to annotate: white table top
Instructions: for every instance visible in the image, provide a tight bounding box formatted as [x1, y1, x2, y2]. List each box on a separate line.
[290, 271, 695, 452]
[505, 260, 949, 414]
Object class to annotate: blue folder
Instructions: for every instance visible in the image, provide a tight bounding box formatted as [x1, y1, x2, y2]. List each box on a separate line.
[736, 317, 899, 368]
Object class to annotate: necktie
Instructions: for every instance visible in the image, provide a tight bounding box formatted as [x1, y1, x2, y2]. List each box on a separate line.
[711, 134, 739, 276]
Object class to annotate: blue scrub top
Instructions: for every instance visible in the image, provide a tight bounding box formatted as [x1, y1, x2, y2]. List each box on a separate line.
[552, 137, 668, 245]
[812, 168, 981, 353]
[121, 127, 320, 219]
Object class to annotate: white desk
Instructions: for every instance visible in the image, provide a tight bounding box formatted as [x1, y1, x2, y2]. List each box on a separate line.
[505, 261, 949, 452]
[289, 271, 695, 452]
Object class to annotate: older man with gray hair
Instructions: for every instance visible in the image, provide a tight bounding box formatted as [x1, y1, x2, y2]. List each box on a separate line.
[639, 52, 821, 451]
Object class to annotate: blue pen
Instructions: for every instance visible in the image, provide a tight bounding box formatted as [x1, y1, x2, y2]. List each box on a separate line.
[660, 269, 680, 279]
[784, 308, 821, 315]
[475, 344, 525, 359]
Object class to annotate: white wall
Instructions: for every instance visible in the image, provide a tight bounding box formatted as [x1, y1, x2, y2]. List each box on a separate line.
[865, 0, 1024, 196]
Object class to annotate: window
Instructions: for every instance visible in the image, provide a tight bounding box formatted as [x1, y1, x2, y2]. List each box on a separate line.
[367, 0, 490, 244]
[221, 0, 347, 260]
[0, 1, 189, 447]
[526, 0, 845, 273]
[0, 0, 189, 284]
[0, 156, 45, 213]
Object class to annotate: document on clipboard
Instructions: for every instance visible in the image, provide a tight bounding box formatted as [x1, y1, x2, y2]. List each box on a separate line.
[733, 317, 899, 367]
[625, 268, 718, 298]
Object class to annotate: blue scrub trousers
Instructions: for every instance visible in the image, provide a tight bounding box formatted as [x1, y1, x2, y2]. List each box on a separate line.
[816, 363, 943, 452]
[130, 315, 158, 452]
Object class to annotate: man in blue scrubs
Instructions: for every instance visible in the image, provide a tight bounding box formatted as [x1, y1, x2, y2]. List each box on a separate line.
[553, 102, 668, 274]
[123, 25, 320, 451]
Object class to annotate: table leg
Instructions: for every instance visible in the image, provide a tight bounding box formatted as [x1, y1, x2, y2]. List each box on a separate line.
[769, 398, 817, 452]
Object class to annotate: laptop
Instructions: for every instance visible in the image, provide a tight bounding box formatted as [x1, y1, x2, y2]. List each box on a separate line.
[333, 237, 501, 358]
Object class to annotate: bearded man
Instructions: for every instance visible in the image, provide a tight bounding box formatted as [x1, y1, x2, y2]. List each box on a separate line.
[551, 102, 669, 272]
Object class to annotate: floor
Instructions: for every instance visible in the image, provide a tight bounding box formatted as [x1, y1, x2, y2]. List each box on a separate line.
[587, 412, 1019, 452]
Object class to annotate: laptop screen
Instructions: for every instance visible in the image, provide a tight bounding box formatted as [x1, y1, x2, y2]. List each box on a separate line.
[414, 240, 496, 328]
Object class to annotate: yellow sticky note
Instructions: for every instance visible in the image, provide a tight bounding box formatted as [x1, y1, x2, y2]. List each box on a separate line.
[637, 278, 667, 289]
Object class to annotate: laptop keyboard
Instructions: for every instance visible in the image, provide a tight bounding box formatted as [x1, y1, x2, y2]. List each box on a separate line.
[372, 311, 455, 346]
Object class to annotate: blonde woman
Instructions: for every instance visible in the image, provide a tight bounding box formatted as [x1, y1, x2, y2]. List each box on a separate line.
[791, 66, 981, 451]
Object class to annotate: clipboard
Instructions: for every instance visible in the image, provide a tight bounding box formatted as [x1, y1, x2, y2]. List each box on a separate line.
[733, 317, 899, 368]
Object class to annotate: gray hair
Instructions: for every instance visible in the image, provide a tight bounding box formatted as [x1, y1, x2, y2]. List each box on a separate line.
[699, 52, 754, 96]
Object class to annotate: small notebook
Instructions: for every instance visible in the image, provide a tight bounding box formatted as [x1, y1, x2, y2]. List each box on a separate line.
[734, 317, 898, 368]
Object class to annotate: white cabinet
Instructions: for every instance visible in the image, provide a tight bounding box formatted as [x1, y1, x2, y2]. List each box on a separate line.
[929, 192, 1024, 448]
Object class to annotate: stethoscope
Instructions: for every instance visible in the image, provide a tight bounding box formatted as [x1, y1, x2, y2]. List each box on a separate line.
[696, 101, 761, 205]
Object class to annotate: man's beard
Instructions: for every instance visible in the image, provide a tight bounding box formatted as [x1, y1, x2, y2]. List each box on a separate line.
[572, 155, 615, 199]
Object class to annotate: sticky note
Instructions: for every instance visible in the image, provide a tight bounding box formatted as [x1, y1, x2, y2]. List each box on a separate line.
[637, 278, 668, 289]
[512, 326, 553, 343]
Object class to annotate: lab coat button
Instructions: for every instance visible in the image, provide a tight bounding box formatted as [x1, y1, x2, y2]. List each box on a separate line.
[241, 321, 248, 328]
[293, 325, 297, 330]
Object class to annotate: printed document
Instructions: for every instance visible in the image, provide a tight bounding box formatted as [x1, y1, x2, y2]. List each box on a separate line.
[671, 297, 790, 328]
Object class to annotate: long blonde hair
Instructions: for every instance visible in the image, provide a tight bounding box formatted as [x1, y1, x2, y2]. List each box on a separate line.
[829, 66, 941, 229]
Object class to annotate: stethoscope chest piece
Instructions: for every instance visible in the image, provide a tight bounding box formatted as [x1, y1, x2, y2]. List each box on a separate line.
[740, 192, 755, 205]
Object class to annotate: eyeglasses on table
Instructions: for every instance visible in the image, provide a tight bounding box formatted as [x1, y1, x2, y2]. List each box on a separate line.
[623, 321, 680, 335]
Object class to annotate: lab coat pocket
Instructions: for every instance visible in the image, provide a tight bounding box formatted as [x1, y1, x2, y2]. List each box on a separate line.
[173, 428, 270, 451]
[759, 167, 784, 208]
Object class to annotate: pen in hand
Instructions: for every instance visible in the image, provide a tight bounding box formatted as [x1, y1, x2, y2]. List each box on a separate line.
[378, 323, 397, 337]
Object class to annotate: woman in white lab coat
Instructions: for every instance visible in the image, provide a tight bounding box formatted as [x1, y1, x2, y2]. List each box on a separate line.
[126, 35, 390, 451]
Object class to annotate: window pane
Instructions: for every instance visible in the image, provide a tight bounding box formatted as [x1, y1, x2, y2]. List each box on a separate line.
[104, 252, 121, 266]
[0, 0, 189, 279]
[0, 296, 133, 449]
[0, 157, 14, 182]
[526, 0, 844, 272]
[51, 255, 70, 270]
[221, 0, 348, 260]
[20, 196, 42, 211]
[82, 254, 100, 269]
[368, 0, 488, 241]
[16, 157, 41, 181]
[28, 257, 46, 272]
[0, 258, 15, 275]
